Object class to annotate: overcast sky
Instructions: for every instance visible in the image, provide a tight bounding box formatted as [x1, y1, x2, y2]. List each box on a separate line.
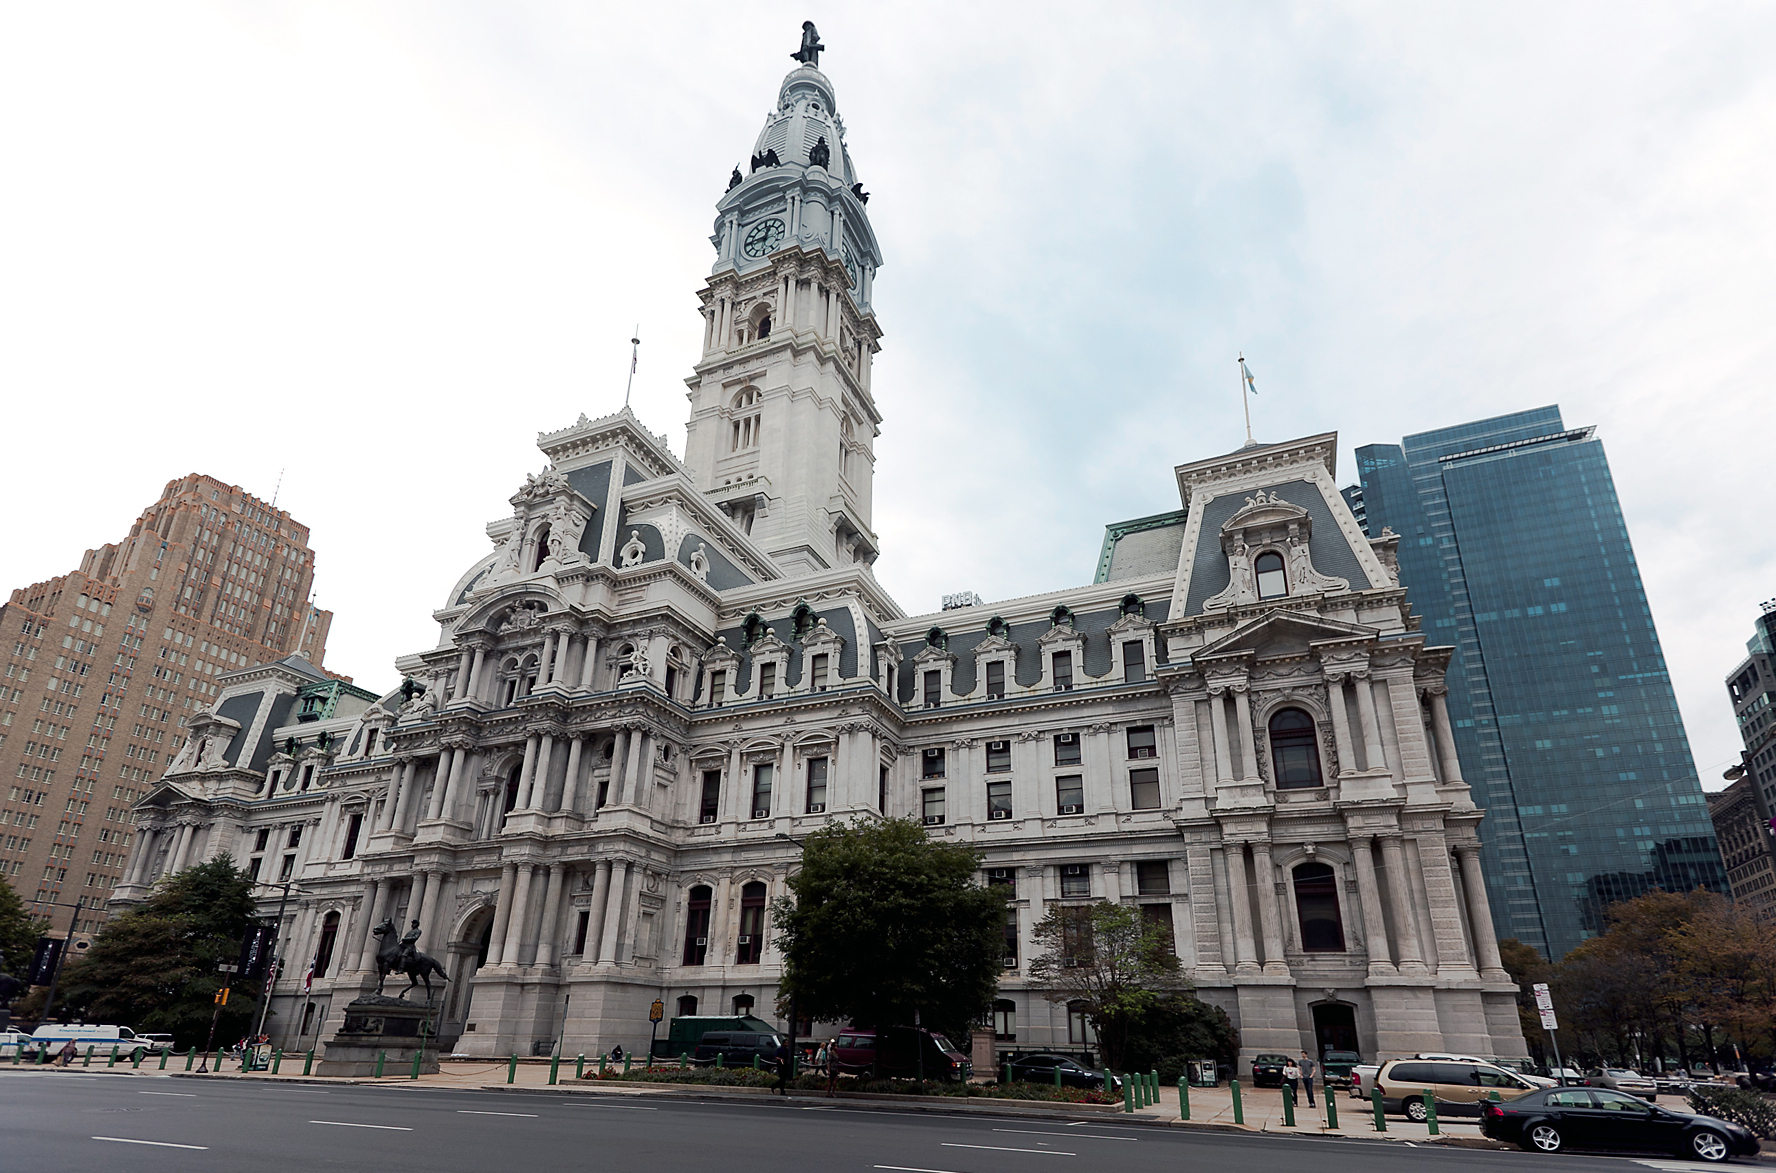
[1, 3, 1770, 788]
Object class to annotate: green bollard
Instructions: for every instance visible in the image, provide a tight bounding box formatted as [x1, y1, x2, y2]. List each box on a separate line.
[110, 1045, 120, 1067]
[186, 1047, 196, 1071]
[240, 1047, 250, 1073]
[1179, 1077, 1190, 1120]
[679, 1052, 687, 1070]
[549, 1050, 560, 1085]
[1371, 1085, 1387, 1132]
[577, 1054, 586, 1079]
[132, 1047, 143, 1068]
[1325, 1077, 1338, 1130]
[374, 1050, 386, 1079]
[1231, 1078, 1244, 1125]
[715, 1053, 723, 1070]
[599, 1054, 608, 1075]
[1054, 1063, 1062, 1089]
[1123, 1075, 1134, 1113]
[1283, 1081, 1296, 1127]
[753, 1054, 760, 1071]
[1422, 1088, 1438, 1135]
[83, 1046, 93, 1067]
[509, 1053, 519, 1084]
[623, 1054, 630, 1075]
[1489, 1088, 1501, 1102]
[305, 1050, 315, 1076]
[158, 1048, 168, 1070]
[272, 1049, 282, 1074]
[411, 1048, 422, 1080]
[1003, 1061, 1011, 1085]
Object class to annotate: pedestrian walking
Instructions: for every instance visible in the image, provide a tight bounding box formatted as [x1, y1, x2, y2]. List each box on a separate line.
[57, 1040, 78, 1067]
[1298, 1050, 1317, 1107]
[1281, 1058, 1301, 1109]
[772, 1038, 794, 1097]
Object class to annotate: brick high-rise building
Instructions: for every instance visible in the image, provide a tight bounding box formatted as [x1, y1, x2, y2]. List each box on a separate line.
[0, 474, 332, 933]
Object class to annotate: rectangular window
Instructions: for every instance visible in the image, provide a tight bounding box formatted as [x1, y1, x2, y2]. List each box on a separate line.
[986, 778, 1012, 819]
[810, 653, 828, 692]
[806, 756, 828, 812]
[254, 827, 270, 852]
[986, 867, 1016, 895]
[340, 813, 363, 860]
[922, 747, 946, 779]
[1002, 908, 1019, 969]
[699, 770, 721, 823]
[709, 671, 726, 706]
[879, 765, 888, 812]
[573, 911, 591, 955]
[1129, 767, 1161, 810]
[247, 855, 262, 881]
[758, 662, 777, 700]
[286, 824, 302, 849]
[751, 764, 773, 818]
[278, 853, 295, 881]
[985, 740, 1011, 773]
[1060, 863, 1091, 898]
[1135, 860, 1171, 895]
[1126, 725, 1157, 758]
[1123, 641, 1145, 683]
[923, 670, 942, 708]
[1055, 774, 1084, 813]
[1141, 903, 1176, 953]
[1051, 651, 1073, 691]
[985, 661, 1005, 699]
[1053, 733, 1081, 767]
[922, 788, 945, 825]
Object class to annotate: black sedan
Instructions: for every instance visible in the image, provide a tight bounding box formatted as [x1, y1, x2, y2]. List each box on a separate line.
[1004, 1054, 1120, 1091]
[1481, 1086, 1760, 1163]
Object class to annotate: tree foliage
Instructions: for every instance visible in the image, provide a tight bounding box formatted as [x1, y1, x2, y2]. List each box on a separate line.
[0, 873, 48, 1005]
[55, 856, 261, 1047]
[1027, 902, 1187, 1068]
[1118, 995, 1240, 1082]
[773, 819, 1007, 1040]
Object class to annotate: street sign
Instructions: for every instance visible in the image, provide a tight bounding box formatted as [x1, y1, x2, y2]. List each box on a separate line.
[1539, 1007, 1558, 1031]
[649, 999, 664, 1023]
[1532, 982, 1554, 1011]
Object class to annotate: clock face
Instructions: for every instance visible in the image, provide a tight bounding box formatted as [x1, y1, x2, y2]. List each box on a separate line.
[844, 254, 859, 289]
[742, 218, 786, 258]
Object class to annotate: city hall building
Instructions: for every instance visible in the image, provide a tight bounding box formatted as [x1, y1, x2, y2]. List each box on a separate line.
[112, 35, 1526, 1070]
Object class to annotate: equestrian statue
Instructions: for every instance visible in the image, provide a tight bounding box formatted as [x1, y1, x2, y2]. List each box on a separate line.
[370, 918, 449, 1002]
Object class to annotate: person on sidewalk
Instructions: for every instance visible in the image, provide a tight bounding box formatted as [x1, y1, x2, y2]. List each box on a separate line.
[1281, 1058, 1301, 1109]
[1299, 1050, 1317, 1107]
[57, 1039, 78, 1067]
[772, 1038, 794, 1097]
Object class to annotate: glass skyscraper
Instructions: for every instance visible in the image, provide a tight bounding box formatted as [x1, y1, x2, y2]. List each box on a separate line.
[1348, 406, 1724, 958]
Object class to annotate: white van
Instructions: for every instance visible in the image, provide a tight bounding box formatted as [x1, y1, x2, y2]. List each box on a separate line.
[29, 1023, 149, 1059]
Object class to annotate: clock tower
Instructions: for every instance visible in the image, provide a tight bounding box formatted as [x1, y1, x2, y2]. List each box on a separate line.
[682, 29, 884, 578]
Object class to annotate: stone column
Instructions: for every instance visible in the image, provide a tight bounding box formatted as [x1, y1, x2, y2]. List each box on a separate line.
[124, 827, 156, 885]
[535, 865, 566, 966]
[418, 871, 447, 948]
[466, 645, 488, 701]
[1379, 835, 1426, 973]
[724, 742, 744, 822]
[425, 750, 455, 822]
[1457, 845, 1507, 977]
[559, 735, 584, 814]
[622, 730, 651, 808]
[439, 747, 470, 823]
[608, 730, 631, 806]
[515, 735, 540, 810]
[485, 863, 519, 966]
[597, 860, 631, 964]
[538, 631, 558, 686]
[406, 871, 432, 943]
[1354, 673, 1387, 774]
[499, 864, 537, 967]
[1185, 839, 1225, 975]
[451, 646, 473, 701]
[525, 734, 555, 810]
[1223, 843, 1259, 973]
[1232, 686, 1259, 781]
[392, 759, 422, 834]
[577, 635, 599, 690]
[167, 823, 194, 873]
[354, 879, 386, 970]
[1250, 841, 1290, 975]
[1351, 838, 1394, 974]
[1427, 687, 1465, 783]
[1208, 690, 1235, 783]
[585, 860, 613, 962]
[1325, 676, 1356, 776]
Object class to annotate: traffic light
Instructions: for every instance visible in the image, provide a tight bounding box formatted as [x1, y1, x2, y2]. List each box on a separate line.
[214, 987, 230, 1006]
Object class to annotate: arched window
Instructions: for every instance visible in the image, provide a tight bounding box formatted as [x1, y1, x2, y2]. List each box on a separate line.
[682, 885, 711, 965]
[1268, 708, 1324, 789]
[677, 994, 698, 1017]
[503, 764, 522, 818]
[314, 911, 340, 978]
[532, 524, 551, 572]
[1255, 551, 1287, 598]
[1292, 862, 1345, 951]
[501, 657, 521, 707]
[757, 314, 771, 340]
[736, 881, 767, 964]
[730, 388, 762, 452]
[732, 993, 754, 1016]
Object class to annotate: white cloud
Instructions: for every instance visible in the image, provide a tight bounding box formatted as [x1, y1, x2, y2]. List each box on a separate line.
[0, 1, 1767, 786]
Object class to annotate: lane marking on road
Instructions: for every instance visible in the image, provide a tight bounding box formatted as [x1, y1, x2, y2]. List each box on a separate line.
[93, 1136, 209, 1149]
[993, 1128, 1135, 1142]
[310, 1120, 413, 1130]
[942, 1143, 1075, 1156]
[138, 1091, 198, 1097]
[457, 1110, 539, 1117]
[873, 1166, 966, 1173]
[565, 1102, 658, 1110]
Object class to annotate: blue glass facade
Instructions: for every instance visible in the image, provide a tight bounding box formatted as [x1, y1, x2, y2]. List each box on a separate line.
[1352, 407, 1724, 959]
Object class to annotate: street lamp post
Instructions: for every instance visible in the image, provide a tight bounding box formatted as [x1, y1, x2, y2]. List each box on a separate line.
[250, 880, 297, 1048]
[774, 832, 805, 1093]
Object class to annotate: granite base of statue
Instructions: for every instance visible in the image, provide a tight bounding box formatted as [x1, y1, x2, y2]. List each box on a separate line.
[315, 994, 440, 1077]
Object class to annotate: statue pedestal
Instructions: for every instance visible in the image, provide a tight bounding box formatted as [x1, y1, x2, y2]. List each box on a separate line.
[316, 995, 442, 1077]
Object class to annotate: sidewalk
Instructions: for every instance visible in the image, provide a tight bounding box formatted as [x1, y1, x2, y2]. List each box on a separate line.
[1129, 1082, 1486, 1142]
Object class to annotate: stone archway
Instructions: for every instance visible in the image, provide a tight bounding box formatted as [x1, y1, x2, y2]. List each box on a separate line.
[438, 905, 497, 1051]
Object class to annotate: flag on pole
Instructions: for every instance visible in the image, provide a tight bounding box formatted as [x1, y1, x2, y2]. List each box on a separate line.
[1240, 357, 1257, 396]
[303, 958, 314, 992]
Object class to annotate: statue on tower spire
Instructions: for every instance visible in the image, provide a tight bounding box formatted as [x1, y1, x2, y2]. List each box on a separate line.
[790, 21, 824, 68]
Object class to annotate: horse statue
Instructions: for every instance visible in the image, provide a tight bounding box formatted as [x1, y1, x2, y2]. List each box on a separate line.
[370, 918, 449, 1002]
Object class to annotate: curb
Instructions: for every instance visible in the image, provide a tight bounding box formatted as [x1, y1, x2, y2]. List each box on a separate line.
[472, 1081, 1126, 1120]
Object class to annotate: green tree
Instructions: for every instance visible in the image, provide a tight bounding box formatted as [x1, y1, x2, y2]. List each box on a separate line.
[56, 856, 261, 1046]
[773, 819, 1007, 1043]
[0, 873, 49, 1005]
[1118, 994, 1240, 1082]
[1027, 902, 1186, 1069]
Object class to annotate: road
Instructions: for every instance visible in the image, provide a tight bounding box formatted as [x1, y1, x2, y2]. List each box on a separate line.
[0, 1071, 1749, 1172]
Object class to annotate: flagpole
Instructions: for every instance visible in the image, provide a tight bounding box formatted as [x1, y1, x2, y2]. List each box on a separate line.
[623, 326, 641, 408]
[1239, 353, 1254, 446]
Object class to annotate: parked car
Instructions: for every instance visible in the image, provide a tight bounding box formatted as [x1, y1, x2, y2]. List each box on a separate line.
[830, 1027, 972, 1082]
[1250, 1053, 1293, 1088]
[1481, 1086, 1759, 1162]
[0, 1028, 31, 1056]
[1320, 1050, 1362, 1088]
[136, 1033, 177, 1055]
[1004, 1053, 1120, 1091]
[1410, 1052, 1554, 1088]
[691, 1030, 782, 1068]
[1349, 1063, 1382, 1099]
[1374, 1058, 1538, 1120]
[1586, 1067, 1658, 1100]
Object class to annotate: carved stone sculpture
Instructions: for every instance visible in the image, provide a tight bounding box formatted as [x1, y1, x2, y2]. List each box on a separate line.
[619, 530, 647, 568]
[809, 135, 831, 169]
[688, 542, 711, 583]
[790, 20, 824, 67]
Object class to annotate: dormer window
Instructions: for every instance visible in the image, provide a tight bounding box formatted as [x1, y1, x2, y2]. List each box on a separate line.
[1255, 551, 1287, 598]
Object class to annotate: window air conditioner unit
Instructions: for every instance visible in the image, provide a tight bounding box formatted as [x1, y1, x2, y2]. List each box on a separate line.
[923, 815, 944, 826]
[1059, 804, 1082, 815]
[925, 748, 943, 758]
[1003, 956, 1018, 968]
[1054, 683, 1072, 692]
[807, 803, 825, 814]
[989, 869, 1011, 880]
[924, 701, 940, 710]
[1058, 733, 1076, 744]
[737, 935, 751, 945]
[695, 937, 708, 946]
[1064, 864, 1085, 876]
[990, 809, 1011, 820]
[753, 808, 770, 819]
[699, 814, 717, 824]
[989, 740, 1008, 752]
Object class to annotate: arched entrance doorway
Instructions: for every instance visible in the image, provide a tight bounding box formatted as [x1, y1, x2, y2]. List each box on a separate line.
[440, 907, 496, 1051]
[1311, 1002, 1359, 1058]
